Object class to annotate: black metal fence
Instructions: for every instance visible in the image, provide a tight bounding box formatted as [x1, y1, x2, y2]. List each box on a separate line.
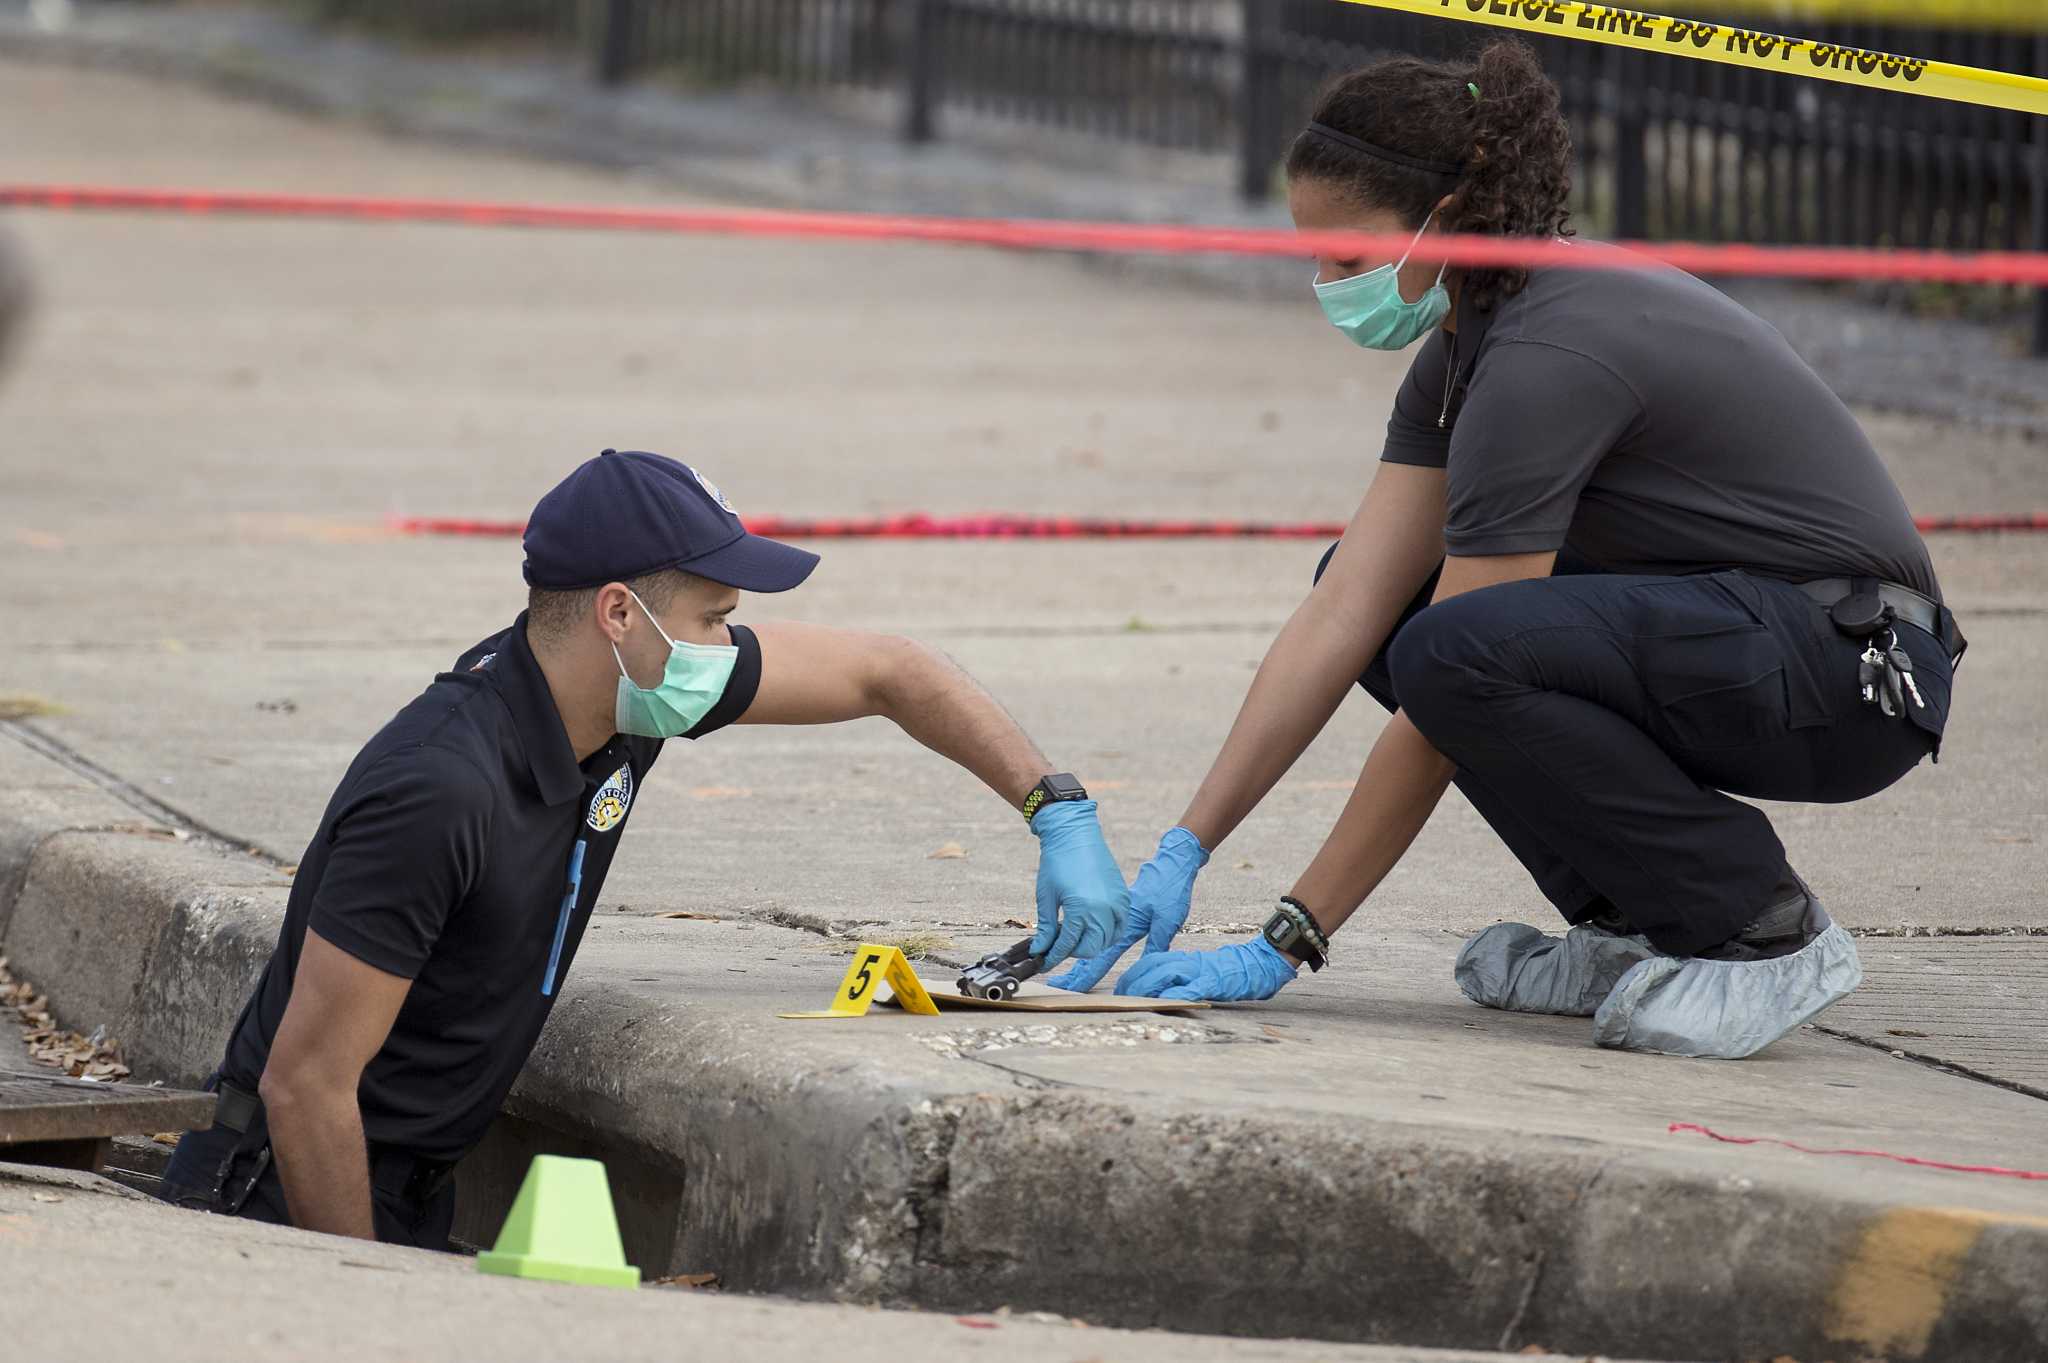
[1257, 7, 2046, 250]
[318, 0, 2048, 335]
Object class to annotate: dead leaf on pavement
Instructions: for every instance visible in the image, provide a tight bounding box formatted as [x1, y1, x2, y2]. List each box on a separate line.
[651, 1272, 720, 1289]
[2, 957, 129, 1081]
[658, 911, 721, 921]
[928, 842, 969, 860]
[1002, 918, 1030, 930]
[0, 694, 63, 721]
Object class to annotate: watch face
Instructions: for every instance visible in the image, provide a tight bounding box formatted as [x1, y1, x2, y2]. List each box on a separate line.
[1044, 773, 1086, 800]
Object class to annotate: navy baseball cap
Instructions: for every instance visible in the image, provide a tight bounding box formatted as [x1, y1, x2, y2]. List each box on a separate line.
[522, 449, 819, 592]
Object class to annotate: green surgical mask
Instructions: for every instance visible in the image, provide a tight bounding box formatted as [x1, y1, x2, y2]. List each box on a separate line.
[612, 589, 738, 739]
[1313, 212, 1451, 351]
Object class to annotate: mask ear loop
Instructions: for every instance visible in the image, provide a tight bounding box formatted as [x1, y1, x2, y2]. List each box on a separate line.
[1393, 209, 1450, 290]
[625, 588, 680, 650]
[614, 588, 678, 685]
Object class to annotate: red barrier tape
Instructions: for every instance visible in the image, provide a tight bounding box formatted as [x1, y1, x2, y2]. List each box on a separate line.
[1669, 1122, 2048, 1181]
[16, 184, 2045, 539]
[13, 184, 2048, 286]
[393, 514, 1350, 540]
[390, 512, 2048, 539]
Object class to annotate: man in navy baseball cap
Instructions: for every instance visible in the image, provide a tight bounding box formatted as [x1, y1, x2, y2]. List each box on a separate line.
[521, 448, 820, 594]
[165, 449, 1128, 1249]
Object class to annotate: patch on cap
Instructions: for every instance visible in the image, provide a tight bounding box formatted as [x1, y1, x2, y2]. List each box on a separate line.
[691, 466, 736, 515]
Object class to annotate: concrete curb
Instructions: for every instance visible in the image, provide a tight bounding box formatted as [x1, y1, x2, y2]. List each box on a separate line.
[3, 723, 2045, 1361]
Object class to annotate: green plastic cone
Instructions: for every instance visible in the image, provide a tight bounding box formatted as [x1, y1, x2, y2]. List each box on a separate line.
[476, 1155, 640, 1289]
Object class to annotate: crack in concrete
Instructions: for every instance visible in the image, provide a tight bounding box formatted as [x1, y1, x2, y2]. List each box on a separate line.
[732, 907, 984, 974]
[0, 720, 288, 869]
[953, 1053, 1073, 1092]
[1813, 1024, 2048, 1104]
[745, 906, 847, 941]
[1496, 1247, 1548, 1353]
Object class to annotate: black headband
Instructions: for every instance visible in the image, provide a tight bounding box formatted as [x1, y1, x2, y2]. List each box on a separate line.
[1305, 122, 1466, 178]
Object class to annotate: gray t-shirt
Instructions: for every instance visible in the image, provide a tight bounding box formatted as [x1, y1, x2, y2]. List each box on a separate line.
[1383, 260, 1940, 600]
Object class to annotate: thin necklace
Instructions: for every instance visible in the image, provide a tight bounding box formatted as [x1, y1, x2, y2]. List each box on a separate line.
[1438, 328, 1459, 429]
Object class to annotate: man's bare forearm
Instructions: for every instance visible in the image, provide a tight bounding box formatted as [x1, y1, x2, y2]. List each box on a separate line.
[1283, 711, 1455, 948]
[261, 1078, 377, 1239]
[872, 638, 1050, 810]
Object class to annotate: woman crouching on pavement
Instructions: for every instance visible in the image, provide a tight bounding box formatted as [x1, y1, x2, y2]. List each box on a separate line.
[1050, 38, 1961, 1058]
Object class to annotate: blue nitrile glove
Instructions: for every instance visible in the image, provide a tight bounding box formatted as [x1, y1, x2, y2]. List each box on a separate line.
[1046, 826, 1209, 993]
[1115, 937, 1298, 1003]
[1028, 800, 1130, 970]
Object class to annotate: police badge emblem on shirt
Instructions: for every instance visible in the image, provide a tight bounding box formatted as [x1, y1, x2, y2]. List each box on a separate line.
[587, 764, 634, 833]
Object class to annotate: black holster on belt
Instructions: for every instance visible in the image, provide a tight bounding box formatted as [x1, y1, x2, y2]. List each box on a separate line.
[372, 1145, 459, 1208]
[172, 1075, 457, 1234]
[172, 1075, 273, 1216]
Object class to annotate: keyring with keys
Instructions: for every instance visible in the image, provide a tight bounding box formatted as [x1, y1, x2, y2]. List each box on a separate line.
[1858, 627, 1925, 717]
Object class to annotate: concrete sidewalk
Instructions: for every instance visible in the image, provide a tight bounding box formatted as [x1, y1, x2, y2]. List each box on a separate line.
[2, 42, 2046, 1363]
[0, 1165, 1628, 1363]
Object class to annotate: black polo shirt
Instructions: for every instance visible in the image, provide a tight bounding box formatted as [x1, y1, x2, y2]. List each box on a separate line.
[1382, 262, 1939, 599]
[218, 613, 761, 1162]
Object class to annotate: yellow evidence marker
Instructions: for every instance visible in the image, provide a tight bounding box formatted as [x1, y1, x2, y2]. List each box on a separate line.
[780, 943, 940, 1019]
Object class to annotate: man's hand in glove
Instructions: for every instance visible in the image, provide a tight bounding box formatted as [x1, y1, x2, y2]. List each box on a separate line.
[1028, 800, 1130, 970]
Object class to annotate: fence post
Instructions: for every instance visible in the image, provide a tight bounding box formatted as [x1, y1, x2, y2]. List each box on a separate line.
[1237, 0, 1276, 202]
[1611, 46, 1648, 239]
[902, 0, 938, 144]
[2033, 34, 2048, 357]
[596, 0, 637, 87]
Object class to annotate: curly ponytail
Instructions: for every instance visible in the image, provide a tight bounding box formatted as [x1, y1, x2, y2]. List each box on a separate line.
[1284, 38, 1574, 314]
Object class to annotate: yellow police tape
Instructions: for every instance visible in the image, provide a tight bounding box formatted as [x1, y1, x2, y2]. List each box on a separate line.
[1698, 0, 2048, 33]
[1337, 0, 2048, 115]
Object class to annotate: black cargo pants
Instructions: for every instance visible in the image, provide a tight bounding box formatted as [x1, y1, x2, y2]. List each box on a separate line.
[1316, 547, 1950, 956]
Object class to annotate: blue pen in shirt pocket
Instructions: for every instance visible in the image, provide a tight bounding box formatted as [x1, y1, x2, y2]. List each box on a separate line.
[541, 838, 587, 997]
